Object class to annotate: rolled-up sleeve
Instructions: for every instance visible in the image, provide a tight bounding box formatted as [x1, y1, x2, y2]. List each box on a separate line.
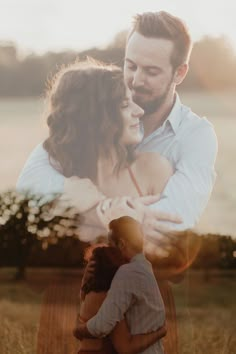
[16, 143, 64, 197]
[149, 121, 218, 230]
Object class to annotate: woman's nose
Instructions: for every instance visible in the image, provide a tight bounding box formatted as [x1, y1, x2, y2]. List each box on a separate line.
[132, 103, 144, 118]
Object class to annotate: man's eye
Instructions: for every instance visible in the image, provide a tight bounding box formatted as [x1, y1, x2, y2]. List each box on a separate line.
[147, 70, 160, 76]
[121, 101, 129, 108]
[128, 65, 136, 71]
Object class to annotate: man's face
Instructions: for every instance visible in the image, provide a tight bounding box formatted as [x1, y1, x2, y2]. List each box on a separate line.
[108, 231, 129, 260]
[124, 32, 175, 115]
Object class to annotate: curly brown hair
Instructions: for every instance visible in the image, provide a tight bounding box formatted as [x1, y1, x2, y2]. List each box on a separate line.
[43, 59, 135, 182]
[81, 245, 126, 295]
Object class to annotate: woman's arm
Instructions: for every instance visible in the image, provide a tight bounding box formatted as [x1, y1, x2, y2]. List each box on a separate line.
[110, 319, 166, 354]
[136, 151, 173, 195]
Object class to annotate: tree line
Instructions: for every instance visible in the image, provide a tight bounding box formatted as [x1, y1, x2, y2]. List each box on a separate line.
[0, 33, 236, 97]
[0, 190, 235, 279]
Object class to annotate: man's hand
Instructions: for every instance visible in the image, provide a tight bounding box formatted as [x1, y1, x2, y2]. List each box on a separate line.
[142, 209, 183, 256]
[155, 321, 167, 339]
[96, 195, 161, 228]
[123, 197, 182, 255]
[73, 323, 93, 340]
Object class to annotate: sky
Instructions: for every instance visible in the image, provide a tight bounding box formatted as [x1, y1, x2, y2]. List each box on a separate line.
[0, 0, 236, 55]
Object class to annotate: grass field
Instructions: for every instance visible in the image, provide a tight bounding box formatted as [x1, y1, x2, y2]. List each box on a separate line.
[0, 91, 236, 236]
[0, 269, 235, 354]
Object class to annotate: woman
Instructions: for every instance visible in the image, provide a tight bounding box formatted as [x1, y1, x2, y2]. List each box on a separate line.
[77, 244, 166, 353]
[37, 59, 178, 354]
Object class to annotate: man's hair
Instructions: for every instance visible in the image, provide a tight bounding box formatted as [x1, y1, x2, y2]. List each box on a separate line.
[109, 216, 143, 252]
[128, 11, 192, 69]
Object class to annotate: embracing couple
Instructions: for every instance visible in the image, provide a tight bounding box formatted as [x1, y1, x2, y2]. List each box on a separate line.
[74, 216, 167, 353]
[17, 11, 217, 354]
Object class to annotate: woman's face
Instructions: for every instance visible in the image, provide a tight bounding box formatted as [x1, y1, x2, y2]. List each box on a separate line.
[119, 89, 144, 146]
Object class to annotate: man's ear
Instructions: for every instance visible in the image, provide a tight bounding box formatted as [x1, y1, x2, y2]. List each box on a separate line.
[173, 63, 189, 85]
[118, 239, 125, 250]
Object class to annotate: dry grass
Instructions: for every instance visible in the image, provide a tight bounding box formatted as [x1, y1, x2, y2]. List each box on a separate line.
[0, 269, 235, 354]
[173, 270, 236, 354]
[0, 280, 42, 354]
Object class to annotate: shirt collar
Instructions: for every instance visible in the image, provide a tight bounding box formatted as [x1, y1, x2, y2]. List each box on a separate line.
[130, 253, 146, 263]
[137, 93, 182, 147]
[165, 93, 182, 134]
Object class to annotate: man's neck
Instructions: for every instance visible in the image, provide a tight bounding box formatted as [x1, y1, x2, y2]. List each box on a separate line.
[129, 251, 144, 261]
[142, 92, 176, 139]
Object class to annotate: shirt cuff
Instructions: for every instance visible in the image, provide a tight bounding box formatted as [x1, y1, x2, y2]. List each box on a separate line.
[86, 318, 101, 338]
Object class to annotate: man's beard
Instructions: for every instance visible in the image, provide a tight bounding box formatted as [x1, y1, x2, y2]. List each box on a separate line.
[132, 79, 173, 116]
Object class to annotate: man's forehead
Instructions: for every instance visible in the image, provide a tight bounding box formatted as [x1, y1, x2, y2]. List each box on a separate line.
[125, 32, 173, 66]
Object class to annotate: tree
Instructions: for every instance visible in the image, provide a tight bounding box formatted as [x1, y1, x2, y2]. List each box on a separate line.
[0, 190, 83, 279]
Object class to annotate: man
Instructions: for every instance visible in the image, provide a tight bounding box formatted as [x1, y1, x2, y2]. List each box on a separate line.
[74, 216, 166, 354]
[123, 11, 217, 236]
[17, 11, 217, 246]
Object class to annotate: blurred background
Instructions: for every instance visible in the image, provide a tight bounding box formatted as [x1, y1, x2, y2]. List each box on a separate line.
[1, 0, 236, 236]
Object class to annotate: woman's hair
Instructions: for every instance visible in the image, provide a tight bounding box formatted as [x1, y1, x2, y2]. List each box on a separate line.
[43, 59, 135, 182]
[81, 245, 126, 295]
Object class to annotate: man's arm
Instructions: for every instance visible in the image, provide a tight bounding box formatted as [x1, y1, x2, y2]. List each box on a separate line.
[110, 320, 167, 354]
[146, 122, 218, 231]
[76, 266, 133, 338]
[16, 143, 64, 196]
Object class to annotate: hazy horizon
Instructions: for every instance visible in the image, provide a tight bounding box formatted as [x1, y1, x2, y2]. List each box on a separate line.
[1, 0, 236, 55]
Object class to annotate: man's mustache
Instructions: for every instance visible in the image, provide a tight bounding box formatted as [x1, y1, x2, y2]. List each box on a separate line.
[132, 87, 152, 95]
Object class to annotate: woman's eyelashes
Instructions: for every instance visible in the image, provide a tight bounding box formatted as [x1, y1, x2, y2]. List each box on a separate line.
[121, 99, 130, 109]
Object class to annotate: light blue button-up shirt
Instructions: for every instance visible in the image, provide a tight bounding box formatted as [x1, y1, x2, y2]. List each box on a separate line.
[137, 94, 218, 230]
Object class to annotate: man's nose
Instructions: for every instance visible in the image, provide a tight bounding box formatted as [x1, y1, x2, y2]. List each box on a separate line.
[132, 69, 145, 88]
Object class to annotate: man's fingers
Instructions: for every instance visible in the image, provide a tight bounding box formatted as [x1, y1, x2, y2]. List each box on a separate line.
[100, 198, 112, 213]
[137, 195, 161, 205]
[158, 323, 167, 338]
[144, 228, 186, 259]
[144, 238, 172, 258]
[151, 210, 182, 223]
[73, 328, 81, 340]
[144, 220, 175, 236]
